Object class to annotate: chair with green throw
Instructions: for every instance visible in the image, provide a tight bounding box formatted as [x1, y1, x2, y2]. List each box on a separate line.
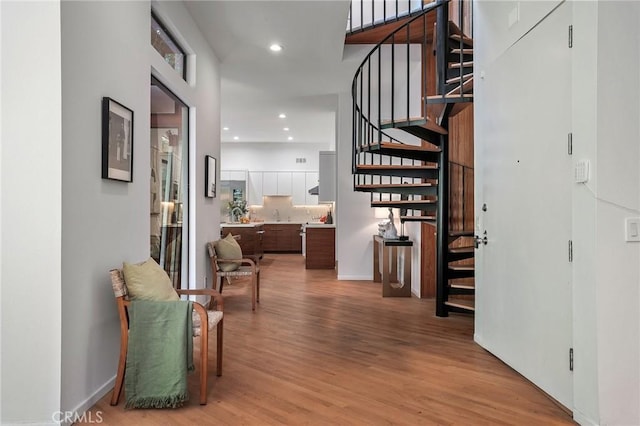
[109, 259, 224, 406]
[207, 234, 261, 310]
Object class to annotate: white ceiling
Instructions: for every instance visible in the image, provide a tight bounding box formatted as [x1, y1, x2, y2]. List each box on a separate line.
[183, 0, 365, 144]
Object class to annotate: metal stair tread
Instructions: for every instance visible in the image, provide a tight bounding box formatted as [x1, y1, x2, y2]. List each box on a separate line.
[355, 182, 435, 189]
[449, 61, 474, 69]
[449, 230, 474, 237]
[379, 117, 448, 135]
[358, 142, 441, 154]
[356, 164, 438, 171]
[448, 246, 474, 254]
[400, 215, 436, 222]
[451, 48, 473, 54]
[449, 33, 474, 47]
[449, 282, 475, 290]
[446, 73, 473, 84]
[372, 199, 437, 206]
[449, 265, 474, 271]
[444, 299, 475, 311]
[446, 76, 474, 96]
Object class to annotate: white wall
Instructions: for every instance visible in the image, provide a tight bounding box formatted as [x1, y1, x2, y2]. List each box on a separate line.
[1, 2, 63, 423]
[59, 0, 221, 417]
[476, 1, 640, 424]
[336, 91, 380, 280]
[221, 142, 327, 172]
[592, 3, 640, 424]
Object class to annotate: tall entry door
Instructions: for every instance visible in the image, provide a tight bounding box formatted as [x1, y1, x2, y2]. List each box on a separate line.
[474, 2, 573, 409]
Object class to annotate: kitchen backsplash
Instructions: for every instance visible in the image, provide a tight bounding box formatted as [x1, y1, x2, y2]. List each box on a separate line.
[248, 196, 333, 223]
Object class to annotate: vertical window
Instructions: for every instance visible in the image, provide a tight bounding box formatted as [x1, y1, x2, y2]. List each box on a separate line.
[150, 77, 189, 288]
[151, 12, 186, 80]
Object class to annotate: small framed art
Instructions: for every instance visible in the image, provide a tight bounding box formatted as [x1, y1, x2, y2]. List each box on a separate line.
[205, 155, 216, 198]
[102, 97, 134, 182]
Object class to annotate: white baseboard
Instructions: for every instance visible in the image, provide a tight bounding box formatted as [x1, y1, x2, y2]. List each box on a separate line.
[572, 411, 598, 426]
[58, 376, 115, 426]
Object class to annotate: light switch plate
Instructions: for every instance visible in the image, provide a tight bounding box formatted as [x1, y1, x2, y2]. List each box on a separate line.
[575, 159, 590, 183]
[625, 218, 640, 242]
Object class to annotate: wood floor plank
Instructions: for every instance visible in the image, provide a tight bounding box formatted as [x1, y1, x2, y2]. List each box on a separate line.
[84, 254, 574, 425]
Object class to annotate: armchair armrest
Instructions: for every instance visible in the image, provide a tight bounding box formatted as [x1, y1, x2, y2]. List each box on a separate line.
[176, 288, 224, 311]
[216, 258, 257, 270]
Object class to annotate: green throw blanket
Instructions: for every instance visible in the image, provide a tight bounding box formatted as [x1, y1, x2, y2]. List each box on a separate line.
[125, 300, 194, 408]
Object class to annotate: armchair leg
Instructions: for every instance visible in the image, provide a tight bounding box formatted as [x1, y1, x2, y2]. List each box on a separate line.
[256, 271, 260, 303]
[251, 274, 256, 311]
[110, 341, 127, 405]
[200, 321, 208, 405]
[216, 318, 223, 376]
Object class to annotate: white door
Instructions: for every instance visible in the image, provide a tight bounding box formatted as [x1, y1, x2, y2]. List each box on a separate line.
[474, 2, 573, 409]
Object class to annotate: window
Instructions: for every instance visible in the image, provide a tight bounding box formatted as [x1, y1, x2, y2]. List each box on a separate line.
[150, 77, 189, 288]
[151, 12, 186, 80]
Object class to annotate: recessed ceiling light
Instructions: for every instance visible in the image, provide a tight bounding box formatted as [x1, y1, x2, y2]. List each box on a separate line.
[270, 44, 283, 52]
[233, 136, 239, 140]
[283, 127, 289, 131]
[278, 113, 286, 119]
[287, 136, 293, 141]
[223, 127, 229, 131]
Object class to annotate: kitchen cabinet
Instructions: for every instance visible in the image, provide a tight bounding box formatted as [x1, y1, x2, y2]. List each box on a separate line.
[221, 170, 247, 181]
[262, 172, 278, 195]
[262, 223, 302, 253]
[305, 225, 335, 269]
[220, 224, 264, 259]
[248, 171, 263, 205]
[277, 172, 292, 195]
[247, 170, 319, 206]
[292, 172, 306, 205]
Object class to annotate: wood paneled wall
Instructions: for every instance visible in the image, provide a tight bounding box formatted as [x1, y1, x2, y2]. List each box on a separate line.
[449, 0, 473, 37]
[420, 105, 473, 298]
[448, 104, 474, 232]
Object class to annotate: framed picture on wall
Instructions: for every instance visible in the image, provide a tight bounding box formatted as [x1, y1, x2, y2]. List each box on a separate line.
[205, 155, 216, 198]
[102, 97, 134, 182]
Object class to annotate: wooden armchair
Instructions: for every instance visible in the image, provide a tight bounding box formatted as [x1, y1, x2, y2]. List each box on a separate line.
[109, 269, 224, 406]
[207, 240, 261, 310]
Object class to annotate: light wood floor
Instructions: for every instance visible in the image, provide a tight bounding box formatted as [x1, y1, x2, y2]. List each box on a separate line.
[86, 254, 574, 425]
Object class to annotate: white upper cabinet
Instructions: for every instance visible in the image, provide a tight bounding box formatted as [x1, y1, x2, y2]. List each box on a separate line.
[248, 171, 263, 206]
[246, 170, 319, 206]
[262, 172, 278, 195]
[277, 172, 292, 195]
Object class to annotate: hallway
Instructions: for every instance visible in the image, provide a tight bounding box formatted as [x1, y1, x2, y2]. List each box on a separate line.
[88, 254, 573, 425]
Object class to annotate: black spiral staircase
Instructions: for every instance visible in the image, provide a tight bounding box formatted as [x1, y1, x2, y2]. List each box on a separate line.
[349, 0, 474, 316]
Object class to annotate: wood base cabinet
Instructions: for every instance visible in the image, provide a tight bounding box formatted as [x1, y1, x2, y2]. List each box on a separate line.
[263, 223, 302, 253]
[220, 224, 264, 259]
[305, 226, 335, 269]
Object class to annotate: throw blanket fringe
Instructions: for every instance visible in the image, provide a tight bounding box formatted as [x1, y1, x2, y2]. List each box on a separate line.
[125, 300, 193, 409]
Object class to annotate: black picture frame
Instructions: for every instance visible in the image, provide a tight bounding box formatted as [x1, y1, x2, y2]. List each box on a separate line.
[205, 155, 216, 198]
[102, 97, 134, 182]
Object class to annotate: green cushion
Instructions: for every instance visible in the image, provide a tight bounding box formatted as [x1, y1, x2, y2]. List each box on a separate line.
[215, 233, 242, 272]
[122, 258, 179, 301]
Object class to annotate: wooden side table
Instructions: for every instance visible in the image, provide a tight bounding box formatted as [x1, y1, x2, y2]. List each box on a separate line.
[373, 235, 413, 297]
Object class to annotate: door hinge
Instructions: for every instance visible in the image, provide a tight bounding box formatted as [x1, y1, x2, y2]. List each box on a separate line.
[569, 240, 573, 262]
[569, 348, 574, 371]
[568, 133, 573, 155]
[568, 25, 573, 48]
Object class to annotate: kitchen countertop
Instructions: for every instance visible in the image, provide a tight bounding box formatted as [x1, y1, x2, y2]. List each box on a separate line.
[221, 221, 335, 227]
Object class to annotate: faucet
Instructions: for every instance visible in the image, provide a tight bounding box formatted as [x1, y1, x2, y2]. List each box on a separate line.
[274, 209, 280, 222]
